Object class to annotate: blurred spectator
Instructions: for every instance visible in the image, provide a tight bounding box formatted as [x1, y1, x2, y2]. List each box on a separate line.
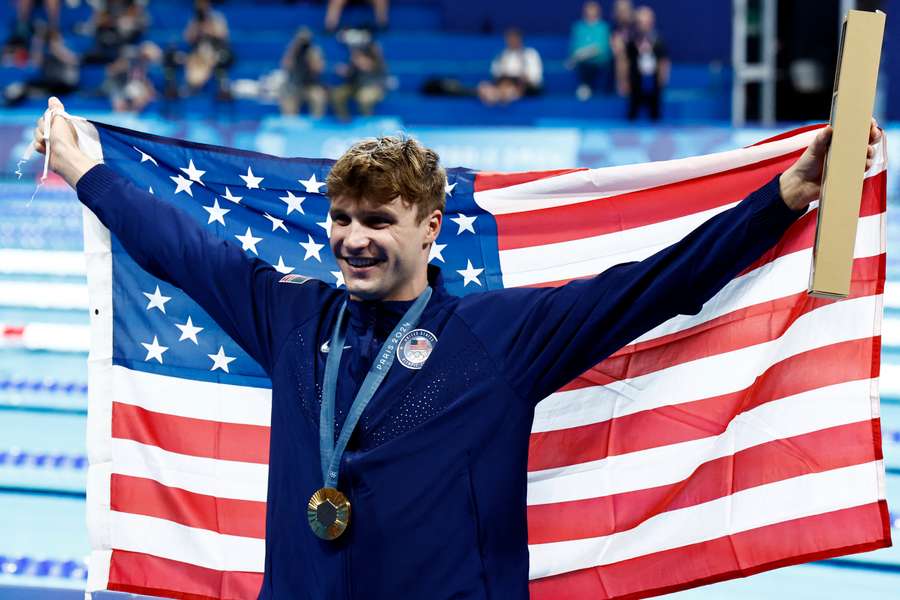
[332, 30, 387, 120]
[4, 24, 78, 105]
[280, 27, 327, 118]
[82, 0, 149, 65]
[567, 1, 612, 101]
[610, 0, 634, 96]
[104, 41, 161, 112]
[477, 28, 542, 106]
[325, 0, 389, 33]
[183, 0, 233, 98]
[624, 6, 669, 121]
[3, 0, 61, 65]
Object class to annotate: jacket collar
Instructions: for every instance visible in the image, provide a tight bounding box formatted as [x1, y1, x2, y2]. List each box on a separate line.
[346, 265, 449, 337]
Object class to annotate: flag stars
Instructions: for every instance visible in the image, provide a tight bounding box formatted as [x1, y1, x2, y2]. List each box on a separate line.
[174, 316, 204, 345]
[143, 285, 172, 313]
[203, 198, 230, 225]
[133, 146, 158, 166]
[445, 181, 457, 196]
[222, 187, 243, 204]
[450, 213, 477, 235]
[428, 242, 447, 263]
[299, 173, 325, 194]
[457, 260, 484, 287]
[180, 159, 206, 184]
[331, 270, 345, 287]
[264, 212, 289, 233]
[235, 227, 263, 255]
[279, 190, 306, 215]
[208, 346, 236, 373]
[240, 166, 263, 189]
[170, 173, 195, 196]
[141, 336, 168, 363]
[273, 256, 295, 274]
[300, 234, 325, 262]
[316, 212, 332, 238]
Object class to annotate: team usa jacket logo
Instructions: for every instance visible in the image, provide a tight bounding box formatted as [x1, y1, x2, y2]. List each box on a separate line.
[396, 329, 437, 369]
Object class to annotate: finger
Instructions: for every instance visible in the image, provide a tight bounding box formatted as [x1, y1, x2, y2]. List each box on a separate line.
[48, 96, 64, 112]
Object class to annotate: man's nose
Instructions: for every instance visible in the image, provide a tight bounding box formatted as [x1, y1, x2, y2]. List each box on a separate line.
[343, 221, 371, 251]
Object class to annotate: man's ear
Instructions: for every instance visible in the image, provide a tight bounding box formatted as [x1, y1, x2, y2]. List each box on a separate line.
[425, 209, 442, 244]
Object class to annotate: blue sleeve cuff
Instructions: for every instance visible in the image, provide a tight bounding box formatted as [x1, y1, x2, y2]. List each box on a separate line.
[75, 163, 117, 207]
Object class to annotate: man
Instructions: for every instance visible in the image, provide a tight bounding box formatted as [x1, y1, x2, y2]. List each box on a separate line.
[624, 5, 669, 121]
[568, 1, 613, 100]
[35, 97, 880, 599]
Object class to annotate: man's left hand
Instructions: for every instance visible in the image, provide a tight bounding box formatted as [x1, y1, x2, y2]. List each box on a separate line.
[779, 118, 882, 212]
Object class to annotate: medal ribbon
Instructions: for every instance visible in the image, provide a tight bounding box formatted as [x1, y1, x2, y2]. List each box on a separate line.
[319, 286, 432, 488]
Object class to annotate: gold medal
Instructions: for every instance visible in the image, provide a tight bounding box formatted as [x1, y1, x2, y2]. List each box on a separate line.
[307, 487, 351, 540]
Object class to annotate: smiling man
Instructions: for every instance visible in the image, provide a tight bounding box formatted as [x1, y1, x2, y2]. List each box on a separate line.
[35, 97, 880, 600]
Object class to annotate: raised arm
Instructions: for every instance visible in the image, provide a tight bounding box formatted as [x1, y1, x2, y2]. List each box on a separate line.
[35, 98, 333, 373]
[459, 122, 882, 404]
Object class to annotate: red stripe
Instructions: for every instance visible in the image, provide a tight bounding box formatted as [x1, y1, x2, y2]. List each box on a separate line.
[494, 151, 802, 251]
[473, 167, 587, 193]
[528, 337, 878, 471]
[519, 170, 884, 289]
[560, 253, 883, 392]
[528, 501, 890, 600]
[528, 421, 880, 544]
[108, 549, 262, 600]
[111, 402, 270, 464]
[110, 474, 266, 538]
[749, 123, 825, 146]
[2, 325, 25, 337]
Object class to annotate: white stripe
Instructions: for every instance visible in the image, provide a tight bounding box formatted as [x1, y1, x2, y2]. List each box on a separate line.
[633, 213, 882, 345]
[498, 202, 880, 288]
[112, 366, 272, 426]
[528, 461, 883, 579]
[532, 294, 879, 432]
[475, 128, 820, 215]
[0, 281, 88, 309]
[112, 438, 269, 502]
[110, 511, 264, 572]
[527, 379, 874, 505]
[0, 249, 86, 275]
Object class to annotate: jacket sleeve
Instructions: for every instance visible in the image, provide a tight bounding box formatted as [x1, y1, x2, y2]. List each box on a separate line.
[457, 176, 804, 405]
[77, 163, 331, 374]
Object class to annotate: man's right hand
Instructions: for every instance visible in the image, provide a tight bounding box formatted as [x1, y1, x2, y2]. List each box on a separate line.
[34, 97, 100, 188]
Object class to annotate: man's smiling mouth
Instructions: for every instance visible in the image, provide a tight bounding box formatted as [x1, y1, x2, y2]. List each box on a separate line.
[344, 257, 382, 268]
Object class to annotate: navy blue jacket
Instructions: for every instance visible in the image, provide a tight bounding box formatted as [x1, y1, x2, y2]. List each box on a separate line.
[77, 164, 802, 600]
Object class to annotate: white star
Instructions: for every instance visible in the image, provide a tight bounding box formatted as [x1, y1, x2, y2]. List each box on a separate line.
[298, 173, 325, 194]
[450, 213, 477, 235]
[170, 174, 194, 196]
[264, 212, 289, 232]
[148, 186, 154, 194]
[180, 159, 206, 184]
[445, 181, 457, 196]
[428, 242, 447, 263]
[457, 259, 484, 287]
[208, 346, 236, 373]
[203, 198, 230, 225]
[331, 270, 345, 287]
[299, 234, 325, 262]
[143, 285, 171, 313]
[174, 316, 204, 345]
[273, 256, 295, 274]
[133, 146, 158, 166]
[240, 166, 263, 189]
[279, 190, 306, 215]
[235, 227, 263, 255]
[141, 336, 168, 363]
[222, 186, 243, 204]
[316, 212, 332, 238]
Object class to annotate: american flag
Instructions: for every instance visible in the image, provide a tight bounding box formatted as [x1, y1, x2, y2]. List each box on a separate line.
[77, 120, 890, 599]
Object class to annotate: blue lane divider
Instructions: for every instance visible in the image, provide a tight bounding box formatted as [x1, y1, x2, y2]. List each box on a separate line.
[0, 378, 87, 396]
[0, 449, 87, 471]
[0, 555, 87, 581]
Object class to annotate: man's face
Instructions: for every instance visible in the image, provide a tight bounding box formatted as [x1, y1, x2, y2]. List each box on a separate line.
[329, 195, 441, 301]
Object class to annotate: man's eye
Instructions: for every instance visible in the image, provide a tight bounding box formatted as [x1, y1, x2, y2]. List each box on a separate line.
[332, 216, 350, 226]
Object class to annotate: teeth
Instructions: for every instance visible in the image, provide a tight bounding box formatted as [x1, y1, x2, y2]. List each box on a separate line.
[346, 257, 379, 268]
